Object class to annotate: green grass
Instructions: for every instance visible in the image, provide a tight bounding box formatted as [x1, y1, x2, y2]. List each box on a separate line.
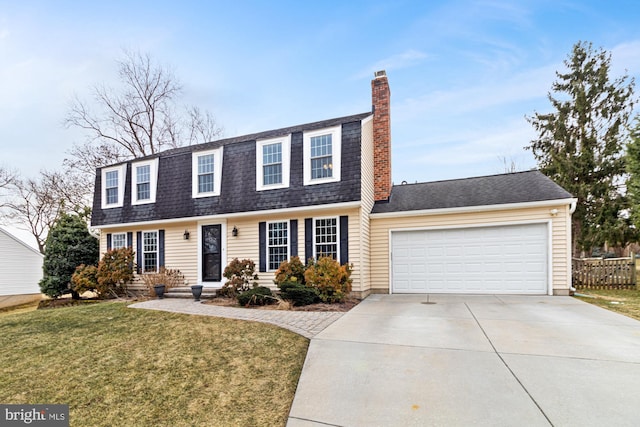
[0, 302, 309, 426]
[574, 288, 640, 321]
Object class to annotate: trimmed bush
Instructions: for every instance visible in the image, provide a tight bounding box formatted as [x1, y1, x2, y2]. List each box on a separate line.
[221, 258, 259, 297]
[70, 264, 99, 296]
[274, 256, 306, 286]
[279, 281, 320, 306]
[97, 247, 135, 297]
[304, 256, 352, 303]
[237, 286, 273, 306]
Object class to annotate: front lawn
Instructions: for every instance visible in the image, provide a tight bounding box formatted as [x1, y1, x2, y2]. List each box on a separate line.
[0, 302, 308, 426]
[574, 288, 640, 321]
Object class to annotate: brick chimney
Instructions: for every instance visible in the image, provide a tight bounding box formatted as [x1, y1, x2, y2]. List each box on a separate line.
[372, 70, 391, 201]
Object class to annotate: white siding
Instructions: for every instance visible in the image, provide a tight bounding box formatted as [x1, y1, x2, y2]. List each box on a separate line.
[0, 228, 43, 296]
[370, 204, 572, 295]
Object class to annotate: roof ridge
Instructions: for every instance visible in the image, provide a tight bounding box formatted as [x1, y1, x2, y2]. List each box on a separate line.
[131, 111, 373, 162]
[394, 169, 540, 187]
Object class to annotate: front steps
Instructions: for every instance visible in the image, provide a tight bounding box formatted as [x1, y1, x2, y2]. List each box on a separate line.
[164, 286, 218, 299]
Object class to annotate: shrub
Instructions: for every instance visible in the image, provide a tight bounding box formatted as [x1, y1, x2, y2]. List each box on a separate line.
[237, 286, 273, 306]
[39, 213, 99, 298]
[96, 247, 135, 298]
[142, 267, 185, 297]
[221, 258, 259, 297]
[70, 264, 99, 296]
[279, 281, 319, 306]
[304, 256, 352, 303]
[274, 256, 306, 286]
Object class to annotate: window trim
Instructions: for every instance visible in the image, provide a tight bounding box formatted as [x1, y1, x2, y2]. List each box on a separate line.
[313, 216, 339, 260]
[101, 164, 126, 208]
[267, 220, 289, 272]
[111, 232, 127, 250]
[141, 230, 159, 274]
[256, 135, 291, 191]
[303, 125, 342, 186]
[192, 147, 223, 198]
[131, 158, 159, 205]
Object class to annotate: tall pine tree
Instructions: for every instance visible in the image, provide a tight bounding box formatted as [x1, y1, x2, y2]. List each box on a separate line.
[626, 119, 640, 230]
[527, 41, 636, 255]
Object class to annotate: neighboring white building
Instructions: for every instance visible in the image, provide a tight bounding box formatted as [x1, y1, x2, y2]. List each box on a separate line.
[0, 227, 43, 308]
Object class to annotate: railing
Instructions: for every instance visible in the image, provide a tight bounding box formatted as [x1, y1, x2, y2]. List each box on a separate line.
[572, 255, 636, 289]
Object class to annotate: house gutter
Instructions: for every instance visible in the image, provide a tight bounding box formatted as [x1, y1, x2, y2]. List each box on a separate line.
[569, 199, 577, 214]
[370, 198, 578, 219]
[95, 200, 362, 230]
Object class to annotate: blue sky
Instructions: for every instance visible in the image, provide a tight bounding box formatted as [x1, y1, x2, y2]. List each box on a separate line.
[2, 0, 640, 187]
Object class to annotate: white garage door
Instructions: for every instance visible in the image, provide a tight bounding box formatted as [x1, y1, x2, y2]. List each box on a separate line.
[391, 223, 548, 294]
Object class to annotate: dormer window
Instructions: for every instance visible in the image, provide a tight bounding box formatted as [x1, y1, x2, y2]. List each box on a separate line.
[256, 135, 291, 191]
[131, 158, 158, 205]
[303, 125, 341, 185]
[192, 148, 223, 198]
[101, 164, 126, 208]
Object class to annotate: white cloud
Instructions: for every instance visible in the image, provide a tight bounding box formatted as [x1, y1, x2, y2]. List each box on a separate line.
[394, 62, 558, 122]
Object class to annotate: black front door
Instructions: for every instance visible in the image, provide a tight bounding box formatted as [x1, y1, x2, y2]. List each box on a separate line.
[202, 225, 222, 282]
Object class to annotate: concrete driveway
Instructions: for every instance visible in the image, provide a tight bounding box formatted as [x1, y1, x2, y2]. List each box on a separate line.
[287, 294, 640, 426]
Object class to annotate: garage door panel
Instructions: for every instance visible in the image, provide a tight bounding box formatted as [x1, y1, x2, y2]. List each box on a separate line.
[392, 223, 548, 294]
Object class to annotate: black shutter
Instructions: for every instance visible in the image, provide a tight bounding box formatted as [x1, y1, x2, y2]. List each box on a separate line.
[305, 218, 313, 264]
[126, 232, 134, 272]
[158, 230, 165, 268]
[339, 216, 349, 264]
[136, 232, 142, 274]
[106, 233, 112, 251]
[290, 219, 298, 257]
[258, 222, 266, 272]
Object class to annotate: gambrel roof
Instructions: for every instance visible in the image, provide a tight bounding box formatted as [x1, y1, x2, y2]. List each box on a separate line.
[92, 112, 371, 227]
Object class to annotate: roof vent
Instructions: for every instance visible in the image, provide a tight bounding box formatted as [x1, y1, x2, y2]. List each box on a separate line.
[374, 70, 386, 78]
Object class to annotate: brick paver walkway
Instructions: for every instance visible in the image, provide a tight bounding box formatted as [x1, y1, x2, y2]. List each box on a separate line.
[129, 299, 344, 338]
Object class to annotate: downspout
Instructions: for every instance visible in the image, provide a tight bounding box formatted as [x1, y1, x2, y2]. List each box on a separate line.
[568, 198, 578, 292]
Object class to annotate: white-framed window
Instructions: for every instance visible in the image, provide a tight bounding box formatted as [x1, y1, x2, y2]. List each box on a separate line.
[256, 135, 291, 191]
[142, 231, 158, 273]
[267, 221, 289, 271]
[101, 164, 126, 208]
[131, 158, 158, 205]
[303, 126, 341, 186]
[112, 232, 127, 250]
[192, 148, 223, 198]
[314, 217, 338, 260]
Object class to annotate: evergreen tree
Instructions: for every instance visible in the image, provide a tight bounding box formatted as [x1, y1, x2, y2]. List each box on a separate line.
[39, 212, 99, 298]
[626, 119, 640, 229]
[527, 41, 636, 255]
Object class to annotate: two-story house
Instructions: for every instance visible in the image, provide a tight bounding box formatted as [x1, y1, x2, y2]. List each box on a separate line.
[92, 71, 576, 296]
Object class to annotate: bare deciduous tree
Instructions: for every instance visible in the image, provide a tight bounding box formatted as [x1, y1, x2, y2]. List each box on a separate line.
[64, 50, 223, 176]
[1, 170, 89, 254]
[0, 166, 17, 209]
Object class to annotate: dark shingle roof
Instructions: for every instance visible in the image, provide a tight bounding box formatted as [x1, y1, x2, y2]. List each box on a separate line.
[92, 112, 372, 227]
[371, 170, 573, 214]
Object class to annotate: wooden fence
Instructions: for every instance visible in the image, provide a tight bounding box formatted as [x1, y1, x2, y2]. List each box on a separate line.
[572, 255, 637, 289]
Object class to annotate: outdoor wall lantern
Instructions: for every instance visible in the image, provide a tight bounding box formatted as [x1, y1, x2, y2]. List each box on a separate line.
[550, 209, 559, 216]
[183, 230, 190, 240]
[232, 226, 238, 237]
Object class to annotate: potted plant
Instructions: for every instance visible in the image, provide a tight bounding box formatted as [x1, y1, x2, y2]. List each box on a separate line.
[154, 284, 166, 299]
[191, 283, 203, 301]
[142, 267, 185, 299]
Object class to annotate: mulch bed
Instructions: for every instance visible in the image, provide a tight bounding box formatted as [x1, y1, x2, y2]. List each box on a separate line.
[204, 296, 361, 312]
